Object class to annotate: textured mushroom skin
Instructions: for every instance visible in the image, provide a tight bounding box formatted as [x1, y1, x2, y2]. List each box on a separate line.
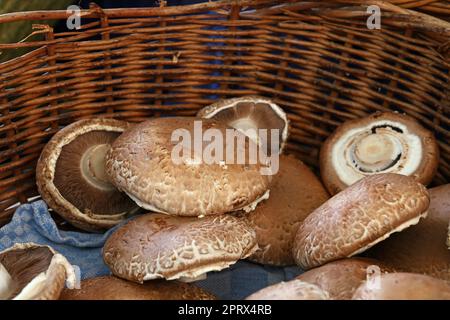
[296, 258, 393, 300]
[293, 173, 430, 270]
[103, 213, 258, 282]
[366, 184, 450, 280]
[246, 279, 329, 300]
[0, 243, 75, 300]
[36, 118, 136, 232]
[352, 272, 450, 300]
[245, 155, 329, 266]
[320, 112, 439, 195]
[105, 117, 271, 216]
[60, 276, 216, 300]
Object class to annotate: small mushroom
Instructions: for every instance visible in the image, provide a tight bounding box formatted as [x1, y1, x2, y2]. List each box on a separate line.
[245, 154, 329, 266]
[36, 118, 139, 232]
[352, 272, 450, 300]
[0, 243, 76, 300]
[293, 173, 430, 270]
[320, 112, 439, 195]
[105, 117, 270, 216]
[296, 258, 393, 300]
[245, 279, 329, 300]
[366, 184, 450, 280]
[103, 213, 258, 282]
[197, 96, 289, 155]
[60, 276, 215, 300]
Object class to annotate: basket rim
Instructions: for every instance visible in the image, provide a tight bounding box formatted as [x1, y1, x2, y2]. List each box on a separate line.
[0, 0, 448, 36]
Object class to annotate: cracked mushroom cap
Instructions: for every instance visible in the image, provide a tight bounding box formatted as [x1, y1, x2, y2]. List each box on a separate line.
[105, 117, 271, 216]
[103, 213, 258, 282]
[352, 272, 450, 300]
[60, 276, 215, 300]
[197, 96, 289, 155]
[366, 184, 450, 280]
[36, 118, 139, 232]
[296, 258, 393, 300]
[245, 154, 329, 266]
[320, 112, 439, 195]
[0, 243, 76, 300]
[293, 173, 430, 270]
[246, 279, 329, 300]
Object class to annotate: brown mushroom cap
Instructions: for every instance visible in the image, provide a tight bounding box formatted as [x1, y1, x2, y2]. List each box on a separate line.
[366, 184, 450, 280]
[245, 279, 329, 300]
[103, 213, 258, 282]
[36, 118, 139, 232]
[293, 173, 430, 270]
[320, 112, 439, 195]
[352, 272, 450, 300]
[245, 154, 329, 266]
[197, 96, 289, 155]
[60, 276, 215, 300]
[296, 258, 393, 300]
[105, 117, 270, 217]
[0, 243, 75, 300]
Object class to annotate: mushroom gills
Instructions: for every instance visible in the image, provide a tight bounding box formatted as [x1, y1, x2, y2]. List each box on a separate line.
[350, 211, 428, 257]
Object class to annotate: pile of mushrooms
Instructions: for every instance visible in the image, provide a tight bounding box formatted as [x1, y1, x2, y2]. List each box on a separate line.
[22, 97, 449, 300]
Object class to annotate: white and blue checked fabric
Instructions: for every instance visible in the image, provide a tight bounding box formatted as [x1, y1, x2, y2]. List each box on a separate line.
[0, 200, 303, 299]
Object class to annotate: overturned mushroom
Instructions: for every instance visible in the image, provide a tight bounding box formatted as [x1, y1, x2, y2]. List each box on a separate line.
[197, 96, 289, 155]
[245, 154, 329, 266]
[367, 184, 450, 280]
[36, 118, 139, 232]
[293, 173, 430, 270]
[352, 273, 450, 300]
[320, 112, 439, 195]
[0, 243, 75, 300]
[60, 276, 215, 300]
[103, 213, 258, 282]
[296, 258, 393, 300]
[246, 279, 329, 300]
[106, 117, 270, 216]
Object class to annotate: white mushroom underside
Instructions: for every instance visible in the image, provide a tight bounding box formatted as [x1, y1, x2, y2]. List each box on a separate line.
[349, 210, 428, 257]
[331, 120, 422, 186]
[0, 263, 14, 300]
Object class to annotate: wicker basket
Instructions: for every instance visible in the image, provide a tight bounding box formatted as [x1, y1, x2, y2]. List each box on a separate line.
[0, 0, 449, 227]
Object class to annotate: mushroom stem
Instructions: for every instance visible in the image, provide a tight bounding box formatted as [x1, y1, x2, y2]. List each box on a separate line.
[81, 144, 115, 191]
[353, 134, 399, 171]
[0, 263, 14, 300]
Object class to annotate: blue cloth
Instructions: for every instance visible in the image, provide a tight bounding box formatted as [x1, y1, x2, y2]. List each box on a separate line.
[0, 200, 303, 299]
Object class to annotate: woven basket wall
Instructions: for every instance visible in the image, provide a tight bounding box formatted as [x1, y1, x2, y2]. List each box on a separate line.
[0, 0, 449, 227]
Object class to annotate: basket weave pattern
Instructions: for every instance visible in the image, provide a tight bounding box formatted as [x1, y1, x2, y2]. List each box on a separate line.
[0, 0, 449, 225]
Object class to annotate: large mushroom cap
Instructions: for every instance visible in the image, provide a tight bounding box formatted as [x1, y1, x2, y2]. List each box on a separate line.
[296, 258, 393, 300]
[197, 96, 289, 155]
[103, 213, 258, 282]
[320, 112, 439, 195]
[105, 117, 271, 216]
[36, 118, 139, 232]
[60, 276, 215, 300]
[352, 272, 450, 300]
[293, 173, 430, 270]
[245, 279, 329, 300]
[0, 243, 75, 300]
[245, 154, 329, 266]
[366, 184, 450, 280]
